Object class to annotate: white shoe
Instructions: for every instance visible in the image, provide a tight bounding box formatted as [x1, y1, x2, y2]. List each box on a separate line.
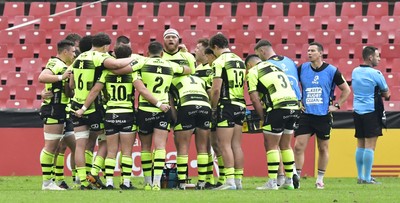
[213, 183, 237, 190]
[282, 178, 294, 190]
[235, 178, 242, 190]
[315, 182, 325, 189]
[42, 181, 66, 191]
[256, 179, 278, 190]
[277, 175, 285, 187]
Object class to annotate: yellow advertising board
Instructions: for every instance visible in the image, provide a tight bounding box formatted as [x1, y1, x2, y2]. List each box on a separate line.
[320, 129, 400, 177]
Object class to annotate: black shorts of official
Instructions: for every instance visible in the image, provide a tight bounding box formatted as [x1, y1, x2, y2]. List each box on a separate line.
[136, 109, 171, 135]
[104, 112, 136, 135]
[294, 113, 332, 140]
[353, 111, 383, 138]
[174, 105, 212, 131]
[40, 104, 67, 125]
[216, 104, 246, 128]
[70, 101, 104, 131]
[263, 109, 300, 134]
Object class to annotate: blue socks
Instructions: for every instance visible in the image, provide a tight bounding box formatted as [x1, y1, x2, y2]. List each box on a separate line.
[363, 149, 374, 182]
[355, 148, 365, 180]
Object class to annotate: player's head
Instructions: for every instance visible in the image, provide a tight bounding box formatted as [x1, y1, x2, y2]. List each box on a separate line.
[114, 44, 132, 59]
[308, 42, 324, 62]
[79, 35, 93, 53]
[148, 41, 164, 57]
[116, 35, 131, 47]
[92, 32, 112, 52]
[254, 40, 273, 60]
[65, 33, 82, 55]
[194, 38, 209, 62]
[163, 28, 180, 53]
[57, 40, 76, 65]
[244, 54, 261, 70]
[209, 33, 229, 56]
[362, 46, 380, 67]
[204, 47, 216, 66]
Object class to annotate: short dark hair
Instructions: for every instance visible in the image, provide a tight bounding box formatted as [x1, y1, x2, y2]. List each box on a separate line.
[57, 40, 75, 53]
[116, 35, 130, 45]
[114, 44, 132, 59]
[254, 40, 272, 50]
[92, 32, 112, 47]
[209, 33, 229, 49]
[309, 42, 324, 52]
[244, 54, 259, 67]
[79, 35, 93, 53]
[197, 38, 209, 48]
[204, 47, 215, 56]
[148, 41, 163, 55]
[362, 46, 378, 61]
[65, 33, 82, 43]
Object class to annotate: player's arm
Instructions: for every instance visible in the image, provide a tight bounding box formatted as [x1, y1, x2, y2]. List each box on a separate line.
[38, 69, 71, 83]
[64, 78, 74, 98]
[210, 78, 222, 110]
[103, 57, 135, 70]
[74, 82, 104, 117]
[133, 78, 170, 112]
[169, 94, 177, 123]
[249, 91, 264, 121]
[330, 70, 351, 112]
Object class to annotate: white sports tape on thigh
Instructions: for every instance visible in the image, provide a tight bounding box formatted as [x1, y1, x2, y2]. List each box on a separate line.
[75, 130, 90, 140]
[283, 129, 294, 135]
[263, 131, 283, 136]
[64, 131, 74, 137]
[44, 133, 63, 140]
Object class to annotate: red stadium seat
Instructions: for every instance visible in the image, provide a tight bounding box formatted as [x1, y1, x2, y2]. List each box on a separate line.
[341, 30, 362, 45]
[203, 29, 229, 39]
[394, 2, 400, 16]
[132, 2, 154, 25]
[353, 16, 376, 39]
[382, 73, 398, 87]
[379, 16, 400, 39]
[0, 58, 17, 75]
[129, 30, 151, 47]
[327, 44, 350, 62]
[247, 17, 269, 38]
[388, 58, 400, 73]
[106, 2, 128, 20]
[261, 31, 283, 45]
[39, 16, 61, 31]
[54, 2, 77, 23]
[11, 16, 35, 36]
[381, 44, 400, 61]
[158, 2, 180, 25]
[387, 87, 400, 103]
[0, 45, 8, 58]
[286, 30, 309, 54]
[275, 44, 297, 59]
[300, 16, 322, 38]
[288, 2, 310, 24]
[23, 30, 46, 46]
[29, 2, 51, 18]
[81, 2, 102, 24]
[181, 30, 204, 53]
[6, 99, 29, 109]
[143, 16, 166, 41]
[13, 85, 37, 103]
[196, 17, 218, 32]
[262, 2, 283, 24]
[236, 2, 257, 25]
[169, 16, 191, 31]
[313, 30, 336, 45]
[115, 16, 139, 32]
[367, 30, 389, 45]
[230, 43, 244, 58]
[104, 30, 124, 47]
[0, 86, 11, 108]
[3, 2, 25, 24]
[221, 16, 244, 35]
[48, 30, 71, 45]
[367, 2, 388, 24]
[184, 2, 205, 26]
[33, 99, 43, 109]
[210, 2, 232, 24]
[90, 16, 113, 32]
[327, 16, 349, 38]
[273, 16, 296, 38]
[3, 72, 28, 86]
[234, 30, 256, 48]
[13, 45, 35, 65]
[65, 16, 88, 32]
[21, 58, 43, 74]
[314, 2, 336, 24]
[338, 58, 360, 73]
[340, 2, 362, 25]
[352, 43, 365, 61]
[0, 17, 9, 30]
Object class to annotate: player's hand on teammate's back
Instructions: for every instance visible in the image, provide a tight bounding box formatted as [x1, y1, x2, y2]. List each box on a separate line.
[74, 109, 84, 118]
[41, 89, 53, 99]
[62, 70, 72, 80]
[159, 104, 170, 113]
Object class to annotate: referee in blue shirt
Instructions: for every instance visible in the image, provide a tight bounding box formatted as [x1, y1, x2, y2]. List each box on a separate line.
[352, 46, 390, 184]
